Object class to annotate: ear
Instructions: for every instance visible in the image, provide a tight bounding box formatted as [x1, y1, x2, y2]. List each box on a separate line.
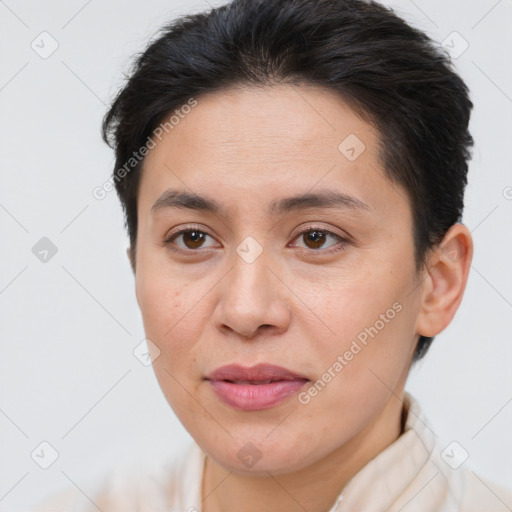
[126, 246, 135, 274]
[415, 223, 473, 338]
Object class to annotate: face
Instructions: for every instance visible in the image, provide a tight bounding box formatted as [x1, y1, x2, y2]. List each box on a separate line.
[134, 84, 424, 475]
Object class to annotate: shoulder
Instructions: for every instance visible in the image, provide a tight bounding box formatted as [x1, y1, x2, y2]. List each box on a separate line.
[450, 466, 512, 512]
[29, 487, 81, 512]
[407, 394, 512, 511]
[29, 444, 202, 512]
[390, 393, 512, 512]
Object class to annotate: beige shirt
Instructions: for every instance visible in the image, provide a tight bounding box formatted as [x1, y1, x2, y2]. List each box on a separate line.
[30, 392, 512, 511]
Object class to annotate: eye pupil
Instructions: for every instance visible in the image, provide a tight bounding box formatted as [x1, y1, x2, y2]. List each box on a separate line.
[304, 230, 326, 249]
[184, 230, 205, 248]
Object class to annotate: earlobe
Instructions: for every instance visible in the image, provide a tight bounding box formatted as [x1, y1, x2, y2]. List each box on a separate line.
[415, 223, 473, 338]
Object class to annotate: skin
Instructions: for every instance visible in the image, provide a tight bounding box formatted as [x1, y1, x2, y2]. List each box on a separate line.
[130, 84, 473, 512]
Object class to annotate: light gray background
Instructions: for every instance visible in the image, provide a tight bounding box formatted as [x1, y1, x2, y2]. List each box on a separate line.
[1, 0, 511, 510]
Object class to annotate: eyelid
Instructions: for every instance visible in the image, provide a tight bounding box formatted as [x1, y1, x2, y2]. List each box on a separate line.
[164, 224, 218, 248]
[289, 222, 351, 243]
[288, 224, 352, 255]
[164, 223, 209, 240]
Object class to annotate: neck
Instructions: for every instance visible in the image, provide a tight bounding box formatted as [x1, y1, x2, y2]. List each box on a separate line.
[201, 391, 406, 512]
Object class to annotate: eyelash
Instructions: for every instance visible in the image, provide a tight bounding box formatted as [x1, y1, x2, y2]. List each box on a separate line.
[163, 224, 351, 256]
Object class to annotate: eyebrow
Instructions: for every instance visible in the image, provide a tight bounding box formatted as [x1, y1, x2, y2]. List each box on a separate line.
[150, 188, 371, 217]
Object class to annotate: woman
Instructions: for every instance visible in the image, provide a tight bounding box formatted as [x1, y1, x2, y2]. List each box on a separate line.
[32, 0, 512, 510]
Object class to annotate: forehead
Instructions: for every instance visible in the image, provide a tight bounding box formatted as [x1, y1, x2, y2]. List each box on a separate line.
[153, 84, 375, 158]
[138, 84, 408, 221]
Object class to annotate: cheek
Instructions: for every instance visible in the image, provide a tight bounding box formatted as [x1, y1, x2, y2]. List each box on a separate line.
[298, 307, 413, 440]
[303, 260, 416, 392]
[136, 242, 213, 327]
[136, 246, 195, 326]
[303, 266, 401, 346]
[136, 271, 213, 375]
[138, 280, 180, 328]
[136, 272, 194, 367]
[138, 278, 204, 410]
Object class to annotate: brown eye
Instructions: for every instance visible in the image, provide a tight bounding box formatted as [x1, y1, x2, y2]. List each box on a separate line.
[180, 230, 207, 249]
[292, 227, 347, 253]
[164, 227, 218, 253]
[302, 229, 328, 250]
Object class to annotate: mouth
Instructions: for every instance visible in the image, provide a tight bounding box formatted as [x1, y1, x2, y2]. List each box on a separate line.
[205, 362, 309, 382]
[220, 379, 294, 384]
[205, 363, 310, 411]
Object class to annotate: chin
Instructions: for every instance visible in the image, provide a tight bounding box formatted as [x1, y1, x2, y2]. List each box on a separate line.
[203, 436, 321, 476]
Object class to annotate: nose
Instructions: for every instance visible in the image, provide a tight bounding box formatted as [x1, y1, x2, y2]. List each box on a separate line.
[213, 248, 291, 340]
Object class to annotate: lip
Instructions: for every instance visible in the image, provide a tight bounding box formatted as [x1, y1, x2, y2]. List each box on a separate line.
[205, 363, 309, 411]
